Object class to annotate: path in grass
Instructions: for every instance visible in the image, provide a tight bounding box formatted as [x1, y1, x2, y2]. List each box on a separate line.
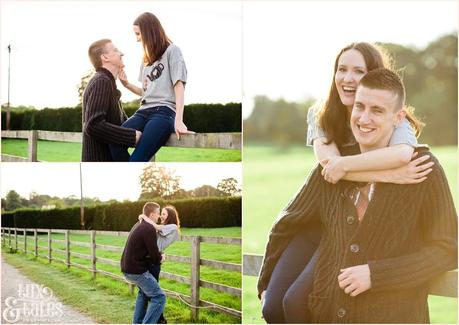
[1, 256, 95, 324]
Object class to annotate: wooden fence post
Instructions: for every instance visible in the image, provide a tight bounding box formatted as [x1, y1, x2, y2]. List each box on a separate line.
[24, 229, 27, 254]
[47, 229, 52, 263]
[8, 228, 11, 248]
[190, 236, 201, 321]
[65, 230, 70, 268]
[28, 130, 38, 162]
[91, 230, 96, 278]
[34, 229, 38, 258]
[14, 228, 18, 250]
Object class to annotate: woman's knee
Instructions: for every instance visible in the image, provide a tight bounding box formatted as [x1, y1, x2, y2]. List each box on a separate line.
[261, 296, 284, 324]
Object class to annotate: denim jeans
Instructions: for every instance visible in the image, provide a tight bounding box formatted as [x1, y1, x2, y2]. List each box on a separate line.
[134, 264, 163, 323]
[110, 106, 175, 162]
[124, 271, 165, 324]
[262, 222, 321, 324]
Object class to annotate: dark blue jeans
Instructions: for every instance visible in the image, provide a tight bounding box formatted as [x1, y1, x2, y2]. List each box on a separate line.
[124, 270, 165, 324]
[110, 106, 175, 162]
[134, 264, 162, 324]
[262, 222, 321, 324]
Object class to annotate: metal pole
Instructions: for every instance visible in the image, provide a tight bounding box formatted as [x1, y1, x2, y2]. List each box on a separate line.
[6, 44, 11, 130]
[80, 164, 85, 229]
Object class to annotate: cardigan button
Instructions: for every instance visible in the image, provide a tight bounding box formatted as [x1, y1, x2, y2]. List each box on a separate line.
[350, 244, 360, 253]
[337, 307, 346, 318]
[346, 215, 355, 225]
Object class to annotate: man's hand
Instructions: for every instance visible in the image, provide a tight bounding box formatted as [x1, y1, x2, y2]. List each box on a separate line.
[321, 156, 346, 184]
[338, 264, 371, 297]
[161, 253, 166, 262]
[174, 119, 195, 140]
[135, 130, 142, 145]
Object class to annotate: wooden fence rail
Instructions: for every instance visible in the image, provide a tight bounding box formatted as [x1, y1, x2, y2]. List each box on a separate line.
[1, 130, 241, 162]
[242, 253, 458, 298]
[1, 227, 242, 320]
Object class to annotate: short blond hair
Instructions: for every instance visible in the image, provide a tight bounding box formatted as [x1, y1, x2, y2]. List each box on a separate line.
[88, 39, 111, 68]
[143, 202, 160, 216]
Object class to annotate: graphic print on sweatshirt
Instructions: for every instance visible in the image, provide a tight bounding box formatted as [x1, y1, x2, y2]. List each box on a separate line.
[143, 62, 164, 92]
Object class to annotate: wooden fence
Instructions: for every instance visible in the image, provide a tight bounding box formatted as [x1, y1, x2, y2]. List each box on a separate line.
[242, 253, 458, 298]
[1, 227, 242, 320]
[1, 130, 241, 162]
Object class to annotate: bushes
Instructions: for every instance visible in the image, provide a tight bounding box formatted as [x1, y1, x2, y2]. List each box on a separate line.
[1, 197, 241, 231]
[1, 103, 241, 133]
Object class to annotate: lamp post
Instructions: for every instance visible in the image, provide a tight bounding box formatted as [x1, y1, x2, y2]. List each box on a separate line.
[6, 44, 11, 130]
[80, 164, 85, 229]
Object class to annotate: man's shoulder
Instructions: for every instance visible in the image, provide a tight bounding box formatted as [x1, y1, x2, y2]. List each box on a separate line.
[86, 71, 112, 89]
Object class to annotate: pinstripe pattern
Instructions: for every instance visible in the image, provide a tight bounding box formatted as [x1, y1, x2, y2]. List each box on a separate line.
[82, 67, 136, 161]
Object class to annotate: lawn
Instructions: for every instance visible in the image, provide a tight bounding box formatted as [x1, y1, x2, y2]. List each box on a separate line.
[1, 139, 241, 162]
[2, 227, 241, 324]
[242, 144, 458, 324]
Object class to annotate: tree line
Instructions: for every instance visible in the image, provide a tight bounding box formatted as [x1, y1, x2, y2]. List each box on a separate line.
[244, 33, 457, 148]
[2, 164, 241, 212]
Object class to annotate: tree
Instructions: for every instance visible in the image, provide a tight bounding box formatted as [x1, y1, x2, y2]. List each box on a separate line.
[77, 69, 95, 105]
[191, 185, 222, 198]
[139, 164, 182, 199]
[217, 178, 241, 196]
[4, 190, 23, 211]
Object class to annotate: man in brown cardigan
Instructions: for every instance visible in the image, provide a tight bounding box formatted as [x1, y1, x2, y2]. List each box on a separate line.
[82, 39, 142, 161]
[258, 68, 457, 323]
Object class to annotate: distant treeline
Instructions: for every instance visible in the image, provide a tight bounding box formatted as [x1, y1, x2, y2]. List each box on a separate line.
[1, 196, 241, 230]
[245, 34, 457, 147]
[1, 102, 241, 133]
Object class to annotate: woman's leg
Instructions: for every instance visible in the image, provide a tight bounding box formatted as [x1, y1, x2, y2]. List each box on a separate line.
[282, 249, 320, 323]
[109, 110, 147, 161]
[129, 107, 175, 162]
[262, 222, 321, 324]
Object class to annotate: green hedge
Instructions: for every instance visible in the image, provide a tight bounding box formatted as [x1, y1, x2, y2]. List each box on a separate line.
[1, 103, 241, 133]
[1, 197, 241, 230]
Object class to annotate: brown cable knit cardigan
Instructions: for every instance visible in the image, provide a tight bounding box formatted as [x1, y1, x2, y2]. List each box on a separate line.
[82, 67, 136, 161]
[257, 150, 457, 323]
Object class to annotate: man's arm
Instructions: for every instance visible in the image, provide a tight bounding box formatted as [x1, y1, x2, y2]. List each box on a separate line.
[84, 79, 137, 147]
[368, 158, 457, 292]
[257, 165, 323, 298]
[142, 225, 162, 264]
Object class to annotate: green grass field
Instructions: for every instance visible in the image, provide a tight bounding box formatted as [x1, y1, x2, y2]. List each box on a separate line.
[242, 144, 458, 324]
[2, 227, 241, 324]
[1, 139, 241, 162]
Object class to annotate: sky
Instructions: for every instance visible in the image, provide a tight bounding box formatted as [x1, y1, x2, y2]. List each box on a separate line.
[0, 162, 242, 201]
[0, 0, 241, 109]
[243, 0, 458, 118]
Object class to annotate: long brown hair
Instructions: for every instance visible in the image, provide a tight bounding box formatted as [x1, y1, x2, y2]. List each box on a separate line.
[318, 42, 391, 147]
[163, 205, 180, 229]
[134, 12, 171, 66]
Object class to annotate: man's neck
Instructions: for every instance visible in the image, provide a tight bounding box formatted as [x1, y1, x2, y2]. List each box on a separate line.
[101, 64, 119, 79]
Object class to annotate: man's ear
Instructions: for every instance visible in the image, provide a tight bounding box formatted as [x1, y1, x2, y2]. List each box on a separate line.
[394, 107, 406, 126]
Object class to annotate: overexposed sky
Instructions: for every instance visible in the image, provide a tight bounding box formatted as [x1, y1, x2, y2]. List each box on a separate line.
[0, 0, 241, 109]
[243, 0, 457, 118]
[0, 162, 242, 201]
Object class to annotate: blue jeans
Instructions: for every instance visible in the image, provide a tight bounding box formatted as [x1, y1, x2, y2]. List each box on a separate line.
[124, 271, 165, 324]
[110, 106, 175, 162]
[134, 264, 163, 323]
[262, 222, 321, 324]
